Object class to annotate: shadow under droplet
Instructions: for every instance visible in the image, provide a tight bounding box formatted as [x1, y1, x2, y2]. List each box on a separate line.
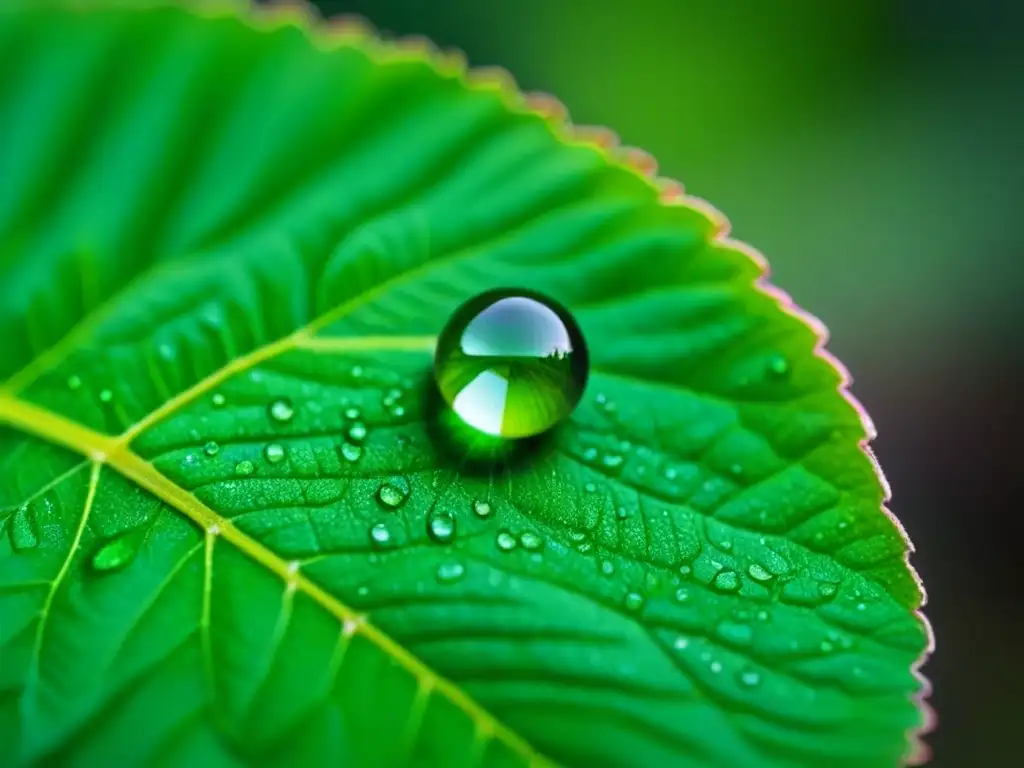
[420, 375, 561, 478]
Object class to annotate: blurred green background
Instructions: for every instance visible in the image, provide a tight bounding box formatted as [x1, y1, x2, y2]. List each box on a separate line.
[305, 0, 1024, 763]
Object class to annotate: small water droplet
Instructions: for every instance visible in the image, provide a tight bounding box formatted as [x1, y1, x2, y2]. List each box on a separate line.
[264, 443, 286, 464]
[818, 582, 838, 598]
[601, 454, 624, 470]
[576, 541, 592, 554]
[738, 668, 762, 687]
[568, 530, 587, 543]
[664, 466, 679, 481]
[855, 601, 867, 611]
[351, 365, 364, 378]
[766, 354, 790, 378]
[268, 398, 294, 423]
[675, 587, 690, 603]
[710, 661, 723, 674]
[427, 511, 456, 544]
[391, 405, 406, 418]
[719, 539, 733, 552]
[234, 460, 255, 476]
[472, 500, 492, 518]
[98, 388, 113, 403]
[615, 506, 630, 520]
[344, 406, 361, 420]
[600, 559, 615, 576]
[91, 534, 136, 573]
[369, 522, 392, 547]
[717, 620, 753, 646]
[496, 530, 517, 551]
[747, 564, 773, 582]
[203, 441, 219, 457]
[584, 482, 597, 494]
[340, 442, 362, 462]
[712, 571, 741, 593]
[678, 564, 692, 577]
[67, 375, 81, 390]
[376, 478, 409, 510]
[436, 560, 466, 583]
[519, 531, 543, 551]
[347, 422, 368, 443]
[673, 636, 690, 651]
[10, 507, 38, 551]
[756, 609, 769, 621]
[623, 592, 645, 612]
[582, 447, 598, 462]
[728, 463, 743, 478]
[820, 640, 835, 653]
[212, 392, 226, 407]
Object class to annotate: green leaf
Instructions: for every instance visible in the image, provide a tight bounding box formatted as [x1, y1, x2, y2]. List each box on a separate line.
[0, 3, 930, 766]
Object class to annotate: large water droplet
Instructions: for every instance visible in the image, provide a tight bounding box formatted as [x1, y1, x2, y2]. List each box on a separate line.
[495, 530, 517, 551]
[234, 460, 255, 476]
[433, 289, 588, 438]
[376, 478, 409, 510]
[91, 534, 136, 573]
[264, 443, 286, 464]
[436, 560, 466, 583]
[268, 398, 294, 423]
[747, 563, 773, 583]
[203, 441, 220, 457]
[427, 511, 456, 544]
[600, 559, 615, 576]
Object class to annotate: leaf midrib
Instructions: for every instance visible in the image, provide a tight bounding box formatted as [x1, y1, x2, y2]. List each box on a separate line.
[0, 385, 552, 767]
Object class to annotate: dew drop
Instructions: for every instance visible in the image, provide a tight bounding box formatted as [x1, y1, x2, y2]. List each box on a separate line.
[369, 522, 392, 547]
[673, 636, 690, 651]
[91, 534, 136, 573]
[600, 559, 615, 576]
[351, 365, 363, 379]
[712, 570, 741, 593]
[344, 406, 361, 420]
[98, 388, 113, 403]
[268, 398, 294, 423]
[391, 405, 406, 418]
[747, 564, 773, 583]
[674, 587, 691, 603]
[347, 422, 368, 443]
[433, 289, 589, 438]
[519, 531, 543, 551]
[376, 478, 409, 510]
[472, 500, 492, 518]
[623, 592, 645, 612]
[10, 506, 38, 551]
[495, 530, 517, 551]
[584, 482, 597, 494]
[582, 447, 598, 462]
[818, 582, 838, 598]
[264, 443, 286, 464]
[211, 392, 226, 407]
[601, 454, 624, 470]
[67, 375, 81, 390]
[716, 620, 753, 646]
[340, 442, 362, 462]
[856, 601, 867, 611]
[710, 661, 723, 674]
[766, 353, 790, 378]
[203, 441, 220, 457]
[738, 668, 762, 688]
[427, 511, 456, 544]
[719, 539, 734, 552]
[678, 564, 692, 577]
[615, 506, 630, 520]
[234, 460, 255, 476]
[436, 560, 466, 583]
